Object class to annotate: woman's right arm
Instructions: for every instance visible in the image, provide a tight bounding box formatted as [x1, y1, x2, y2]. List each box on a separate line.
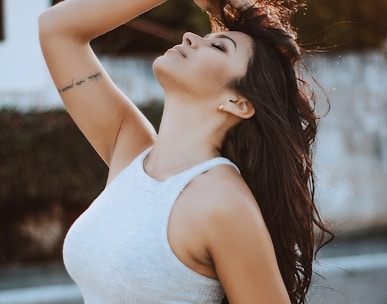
[39, 0, 164, 173]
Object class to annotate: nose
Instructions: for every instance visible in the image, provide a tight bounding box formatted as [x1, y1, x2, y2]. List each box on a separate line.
[182, 32, 203, 48]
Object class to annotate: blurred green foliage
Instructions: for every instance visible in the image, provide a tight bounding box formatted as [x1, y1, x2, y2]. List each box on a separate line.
[145, 0, 210, 36]
[293, 0, 387, 51]
[91, 0, 211, 54]
[0, 105, 163, 264]
[0, 110, 107, 204]
[0, 104, 163, 205]
[91, 0, 387, 53]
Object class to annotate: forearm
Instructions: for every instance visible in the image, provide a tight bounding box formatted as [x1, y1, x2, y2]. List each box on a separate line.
[39, 0, 166, 43]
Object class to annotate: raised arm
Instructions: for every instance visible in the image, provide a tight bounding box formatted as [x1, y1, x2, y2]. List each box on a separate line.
[38, 0, 164, 174]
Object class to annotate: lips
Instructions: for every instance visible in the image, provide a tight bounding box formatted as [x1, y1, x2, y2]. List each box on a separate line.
[171, 45, 186, 58]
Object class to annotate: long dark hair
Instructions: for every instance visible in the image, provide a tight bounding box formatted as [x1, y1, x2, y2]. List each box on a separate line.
[210, 1, 333, 303]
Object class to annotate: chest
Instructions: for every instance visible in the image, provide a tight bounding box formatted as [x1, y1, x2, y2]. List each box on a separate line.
[62, 156, 225, 303]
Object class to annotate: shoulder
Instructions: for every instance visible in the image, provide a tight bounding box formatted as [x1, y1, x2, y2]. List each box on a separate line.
[180, 163, 268, 248]
[185, 164, 290, 303]
[185, 162, 264, 226]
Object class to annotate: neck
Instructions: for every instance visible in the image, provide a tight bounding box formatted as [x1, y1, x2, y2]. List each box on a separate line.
[144, 95, 227, 180]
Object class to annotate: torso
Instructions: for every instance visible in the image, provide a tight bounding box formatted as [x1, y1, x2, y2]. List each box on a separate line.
[63, 146, 243, 303]
[107, 144, 244, 280]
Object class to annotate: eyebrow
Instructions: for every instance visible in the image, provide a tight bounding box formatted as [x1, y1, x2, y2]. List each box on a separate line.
[215, 34, 237, 50]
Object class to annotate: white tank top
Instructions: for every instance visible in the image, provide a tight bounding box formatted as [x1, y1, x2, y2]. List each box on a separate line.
[63, 147, 240, 303]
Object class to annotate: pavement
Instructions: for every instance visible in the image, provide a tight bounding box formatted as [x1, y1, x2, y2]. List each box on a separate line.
[0, 233, 386, 304]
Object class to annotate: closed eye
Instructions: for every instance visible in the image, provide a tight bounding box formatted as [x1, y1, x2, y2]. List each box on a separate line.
[211, 42, 226, 52]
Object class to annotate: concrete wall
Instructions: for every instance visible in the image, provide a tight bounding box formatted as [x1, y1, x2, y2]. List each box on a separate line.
[311, 52, 387, 235]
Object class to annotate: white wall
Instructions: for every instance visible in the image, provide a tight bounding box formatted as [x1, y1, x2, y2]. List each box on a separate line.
[0, 0, 52, 108]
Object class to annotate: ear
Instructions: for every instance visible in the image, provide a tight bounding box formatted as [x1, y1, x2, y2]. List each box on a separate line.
[223, 96, 255, 119]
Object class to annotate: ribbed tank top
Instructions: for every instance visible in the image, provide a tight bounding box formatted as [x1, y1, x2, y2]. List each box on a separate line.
[63, 147, 240, 303]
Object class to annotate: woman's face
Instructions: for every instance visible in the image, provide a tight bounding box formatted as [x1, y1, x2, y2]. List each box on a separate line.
[153, 31, 254, 101]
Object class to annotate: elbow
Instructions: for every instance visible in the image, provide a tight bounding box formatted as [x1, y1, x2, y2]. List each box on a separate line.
[38, 11, 49, 38]
[38, 8, 59, 43]
[38, 5, 85, 45]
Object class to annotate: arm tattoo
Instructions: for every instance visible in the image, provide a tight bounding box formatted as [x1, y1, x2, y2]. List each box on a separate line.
[58, 71, 102, 94]
[75, 79, 85, 86]
[88, 72, 102, 81]
[59, 80, 74, 93]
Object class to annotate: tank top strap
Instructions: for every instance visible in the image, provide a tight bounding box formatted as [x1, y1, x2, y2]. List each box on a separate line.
[133, 146, 240, 193]
[169, 156, 241, 191]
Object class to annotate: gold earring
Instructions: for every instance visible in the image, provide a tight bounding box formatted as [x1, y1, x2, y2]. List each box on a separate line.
[218, 104, 224, 112]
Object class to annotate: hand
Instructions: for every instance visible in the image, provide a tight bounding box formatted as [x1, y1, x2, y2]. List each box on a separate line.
[192, 0, 222, 20]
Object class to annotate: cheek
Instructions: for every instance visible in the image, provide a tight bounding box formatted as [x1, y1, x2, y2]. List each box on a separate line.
[189, 57, 234, 90]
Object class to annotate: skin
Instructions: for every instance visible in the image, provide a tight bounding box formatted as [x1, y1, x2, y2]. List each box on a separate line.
[39, 0, 290, 302]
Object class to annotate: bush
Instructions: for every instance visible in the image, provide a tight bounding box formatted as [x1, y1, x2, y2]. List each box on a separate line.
[89, 0, 387, 54]
[293, 0, 387, 52]
[0, 104, 163, 265]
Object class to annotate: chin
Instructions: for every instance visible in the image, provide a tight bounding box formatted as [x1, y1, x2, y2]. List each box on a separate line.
[152, 58, 166, 87]
[152, 55, 177, 91]
[152, 55, 164, 76]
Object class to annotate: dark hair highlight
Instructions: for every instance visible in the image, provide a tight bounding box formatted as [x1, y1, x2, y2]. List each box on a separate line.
[210, 1, 333, 303]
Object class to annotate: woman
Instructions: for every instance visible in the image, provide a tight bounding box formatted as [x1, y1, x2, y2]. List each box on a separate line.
[39, 0, 331, 303]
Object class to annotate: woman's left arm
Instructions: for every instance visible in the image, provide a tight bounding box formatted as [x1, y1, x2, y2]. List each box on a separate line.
[206, 190, 291, 303]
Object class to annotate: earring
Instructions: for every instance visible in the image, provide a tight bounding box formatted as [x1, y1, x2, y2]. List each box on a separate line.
[218, 104, 224, 112]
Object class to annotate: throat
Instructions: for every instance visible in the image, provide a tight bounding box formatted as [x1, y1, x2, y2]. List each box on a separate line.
[144, 158, 210, 181]
[143, 144, 221, 182]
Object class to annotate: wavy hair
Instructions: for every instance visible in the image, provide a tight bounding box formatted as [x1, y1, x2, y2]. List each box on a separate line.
[208, 1, 333, 303]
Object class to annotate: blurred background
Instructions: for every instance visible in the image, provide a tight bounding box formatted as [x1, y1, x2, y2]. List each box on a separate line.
[0, 0, 386, 303]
